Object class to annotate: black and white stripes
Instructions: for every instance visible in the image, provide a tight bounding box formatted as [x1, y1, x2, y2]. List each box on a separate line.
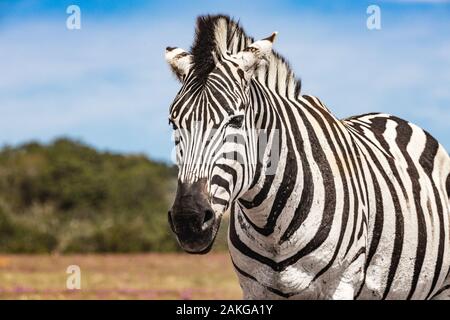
[165, 15, 450, 299]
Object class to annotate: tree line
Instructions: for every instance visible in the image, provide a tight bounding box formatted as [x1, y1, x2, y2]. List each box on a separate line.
[0, 138, 228, 253]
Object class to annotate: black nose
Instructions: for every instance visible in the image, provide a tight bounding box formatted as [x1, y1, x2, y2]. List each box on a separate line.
[168, 209, 175, 232]
[168, 179, 217, 253]
[168, 208, 215, 234]
[202, 208, 214, 230]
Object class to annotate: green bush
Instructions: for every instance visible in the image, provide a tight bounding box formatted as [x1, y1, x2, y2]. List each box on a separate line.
[0, 138, 229, 253]
[0, 202, 58, 253]
[0, 138, 178, 253]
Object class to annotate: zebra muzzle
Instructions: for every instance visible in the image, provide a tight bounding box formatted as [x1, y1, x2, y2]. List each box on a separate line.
[168, 179, 220, 254]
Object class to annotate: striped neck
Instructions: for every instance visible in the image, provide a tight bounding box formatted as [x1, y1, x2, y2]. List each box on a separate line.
[237, 83, 304, 231]
[234, 78, 342, 252]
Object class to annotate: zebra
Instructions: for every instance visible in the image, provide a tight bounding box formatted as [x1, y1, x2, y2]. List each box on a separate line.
[165, 14, 450, 299]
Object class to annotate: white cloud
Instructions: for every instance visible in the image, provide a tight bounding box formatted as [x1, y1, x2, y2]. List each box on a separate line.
[0, 16, 192, 159]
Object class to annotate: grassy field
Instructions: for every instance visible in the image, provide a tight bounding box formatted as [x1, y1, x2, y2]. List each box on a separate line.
[0, 253, 242, 299]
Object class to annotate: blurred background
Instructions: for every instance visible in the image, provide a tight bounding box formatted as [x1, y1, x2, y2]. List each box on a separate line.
[0, 0, 449, 299]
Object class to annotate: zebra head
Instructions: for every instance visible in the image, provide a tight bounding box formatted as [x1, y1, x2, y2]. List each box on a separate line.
[165, 17, 277, 254]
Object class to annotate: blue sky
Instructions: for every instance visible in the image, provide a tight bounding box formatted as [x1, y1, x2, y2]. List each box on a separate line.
[0, 0, 449, 162]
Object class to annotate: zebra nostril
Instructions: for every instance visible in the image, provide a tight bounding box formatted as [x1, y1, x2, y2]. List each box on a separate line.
[168, 210, 176, 233]
[202, 209, 215, 231]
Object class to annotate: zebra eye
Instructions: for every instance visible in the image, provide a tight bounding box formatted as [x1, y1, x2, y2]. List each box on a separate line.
[173, 131, 181, 144]
[168, 119, 178, 130]
[227, 115, 244, 129]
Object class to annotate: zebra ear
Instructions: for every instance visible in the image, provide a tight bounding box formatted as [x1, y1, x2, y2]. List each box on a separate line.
[232, 32, 277, 80]
[165, 47, 193, 82]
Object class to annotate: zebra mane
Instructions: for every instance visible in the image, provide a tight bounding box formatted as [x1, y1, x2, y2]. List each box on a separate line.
[191, 14, 302, 99]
